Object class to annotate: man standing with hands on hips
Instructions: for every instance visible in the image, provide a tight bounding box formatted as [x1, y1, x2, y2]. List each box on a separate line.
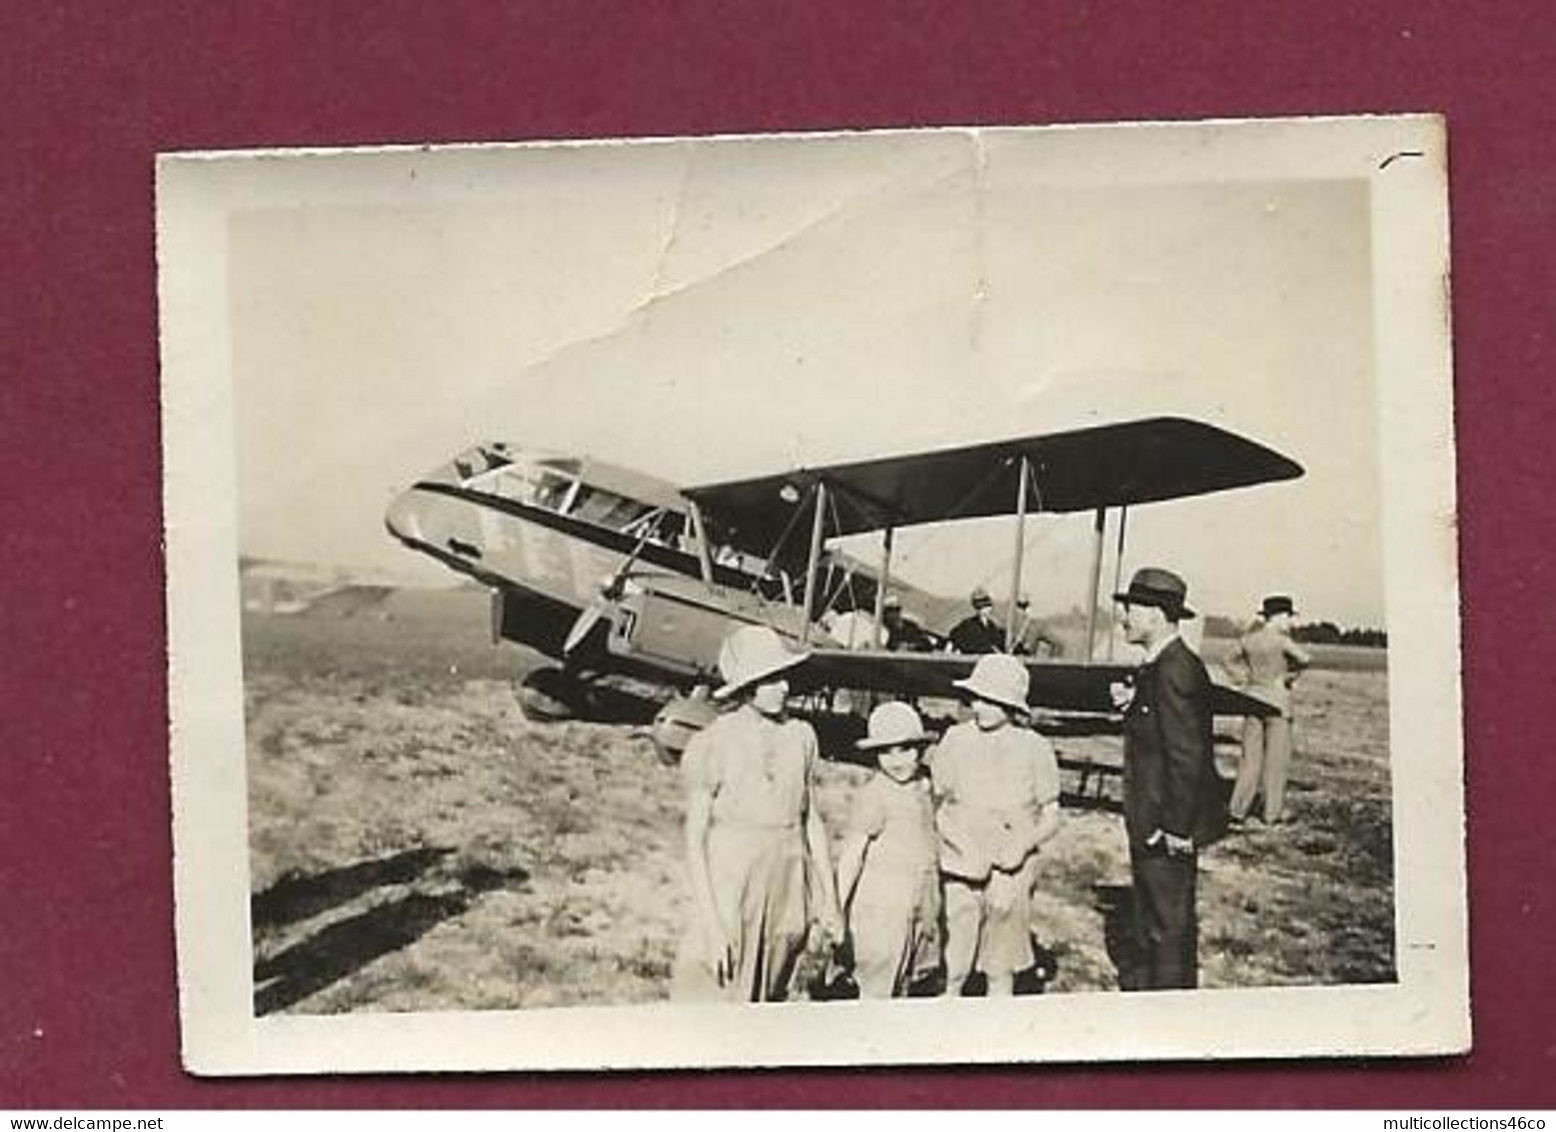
[1110, 567, 1225, 991]
[1229, 594, 1312, 827]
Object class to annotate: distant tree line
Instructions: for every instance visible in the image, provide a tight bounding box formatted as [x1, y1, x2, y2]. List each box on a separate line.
[1198, 613, 1387, 647]
[1041, 607, 1386, 648]
[1290, 621, 1388, 647]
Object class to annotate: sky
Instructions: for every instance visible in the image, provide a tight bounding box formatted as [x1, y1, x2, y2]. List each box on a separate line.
[227, 127, 1384, 626]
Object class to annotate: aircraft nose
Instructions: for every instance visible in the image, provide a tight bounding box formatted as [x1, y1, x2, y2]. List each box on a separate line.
[384, 489, 425, 544]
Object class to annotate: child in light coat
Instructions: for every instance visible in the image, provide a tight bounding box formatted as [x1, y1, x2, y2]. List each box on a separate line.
[835, 701, 942, 998]
[932, 654, 1062, 996]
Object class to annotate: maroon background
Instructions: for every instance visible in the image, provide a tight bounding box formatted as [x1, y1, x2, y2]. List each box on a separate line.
[2, 0, 1551, 1109]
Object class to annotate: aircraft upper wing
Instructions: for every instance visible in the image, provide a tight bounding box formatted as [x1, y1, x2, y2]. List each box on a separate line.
[793, 648, 1281, 718]
[682, 416, 1302, 558]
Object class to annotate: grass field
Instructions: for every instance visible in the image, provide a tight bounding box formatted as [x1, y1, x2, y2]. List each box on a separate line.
[243, 589, 1396, 1014]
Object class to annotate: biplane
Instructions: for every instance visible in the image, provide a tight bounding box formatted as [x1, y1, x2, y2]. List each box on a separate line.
[384, 416, 1303, 759]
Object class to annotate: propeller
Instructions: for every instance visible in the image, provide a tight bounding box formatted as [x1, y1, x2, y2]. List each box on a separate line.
[562, 591, 615, 656]
[561, 524, 656, 658]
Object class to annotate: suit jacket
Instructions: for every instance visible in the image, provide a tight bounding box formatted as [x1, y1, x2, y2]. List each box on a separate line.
[884, 616, 935, 652]
[1234, 623, 1313, 714]
[1121, 636, 1225, 849]
[947, 614, 1005, 655]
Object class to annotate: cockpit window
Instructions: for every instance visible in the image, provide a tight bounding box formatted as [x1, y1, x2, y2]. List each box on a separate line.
[569, 486, 654, 531]
[531, 471, 577, 511]
[456, 449, 704, 550]
[465, 456, 579, 513]
[452, 444, 514, 482]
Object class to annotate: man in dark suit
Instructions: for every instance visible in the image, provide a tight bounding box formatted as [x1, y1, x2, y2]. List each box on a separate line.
[947, 586, 1006, 654]
[1111, 567, 1224, 990]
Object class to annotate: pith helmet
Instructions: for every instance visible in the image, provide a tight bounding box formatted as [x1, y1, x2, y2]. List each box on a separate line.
[713, 625, 809, 700]
[952, 653, 1031, 715]
[856, 701, 933, 751]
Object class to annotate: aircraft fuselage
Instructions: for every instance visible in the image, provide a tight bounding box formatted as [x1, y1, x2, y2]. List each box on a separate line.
[384, 443, 806, 686]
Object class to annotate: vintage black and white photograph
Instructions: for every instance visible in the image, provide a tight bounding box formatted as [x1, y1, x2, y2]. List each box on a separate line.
[159, 116, 1466, 1072]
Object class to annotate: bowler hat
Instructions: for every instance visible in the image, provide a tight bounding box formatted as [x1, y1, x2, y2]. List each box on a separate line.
[713, 625, 810, 700]
[953, 653, 1031, 715]
[1113, 567, 1196, 620]
[1260, 595, 1296, 619]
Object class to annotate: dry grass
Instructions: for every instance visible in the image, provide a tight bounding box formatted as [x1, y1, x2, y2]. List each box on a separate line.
[1032, 664, 1395, 991]
[243, 594, 1394, 1014]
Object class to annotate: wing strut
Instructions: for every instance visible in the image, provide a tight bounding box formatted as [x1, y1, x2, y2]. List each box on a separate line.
[1084, 506, 1106, 662]
[686, 499, 716, 587]
[872, 525, 896, 648]
[799, 481, 828, 647]
[1107, 505, 1129, 661]
[1005, 456, 1032, 651]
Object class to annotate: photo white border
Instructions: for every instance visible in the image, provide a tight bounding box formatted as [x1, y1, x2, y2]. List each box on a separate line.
[158, 114, 1466, 1074]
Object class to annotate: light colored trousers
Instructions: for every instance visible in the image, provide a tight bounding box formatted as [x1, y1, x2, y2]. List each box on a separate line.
[1231, 713, 1293, 823]
[943, 856, 1038, 989]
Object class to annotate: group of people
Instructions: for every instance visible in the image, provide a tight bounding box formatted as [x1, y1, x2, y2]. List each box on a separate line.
[672, 565, 1313, 1003]
[672, 627, 1059, 1002]
[883, 586, 1059, 657]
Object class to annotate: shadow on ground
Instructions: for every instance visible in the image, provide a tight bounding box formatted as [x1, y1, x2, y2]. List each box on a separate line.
[252, 847, 455, 931]
[252, 848, 529, 1015]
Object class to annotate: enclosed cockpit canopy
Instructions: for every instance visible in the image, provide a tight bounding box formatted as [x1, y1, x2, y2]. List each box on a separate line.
[433, 444, 693, 550]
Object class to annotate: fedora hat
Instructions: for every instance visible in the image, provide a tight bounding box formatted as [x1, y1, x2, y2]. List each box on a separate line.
[856, 701, 933, 751]
[713, 625, 809, 700]
[953, 653, 1031, 715]
[1260, 594, 1296, 619]
[1113, 567, 1196, 620]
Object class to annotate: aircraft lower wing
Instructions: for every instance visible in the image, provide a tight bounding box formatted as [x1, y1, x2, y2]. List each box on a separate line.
[794, 649, 1280, 718]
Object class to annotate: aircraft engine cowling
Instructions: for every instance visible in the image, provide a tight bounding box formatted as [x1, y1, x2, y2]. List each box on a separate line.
[649, 692, 720, 766]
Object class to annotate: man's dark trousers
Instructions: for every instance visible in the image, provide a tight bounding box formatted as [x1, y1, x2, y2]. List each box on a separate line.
[1129, 846, 1198, 990]
[1119, 635, 1219, 991]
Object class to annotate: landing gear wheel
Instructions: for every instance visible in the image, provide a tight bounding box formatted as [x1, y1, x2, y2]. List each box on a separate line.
[516, 666, 587, 722]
